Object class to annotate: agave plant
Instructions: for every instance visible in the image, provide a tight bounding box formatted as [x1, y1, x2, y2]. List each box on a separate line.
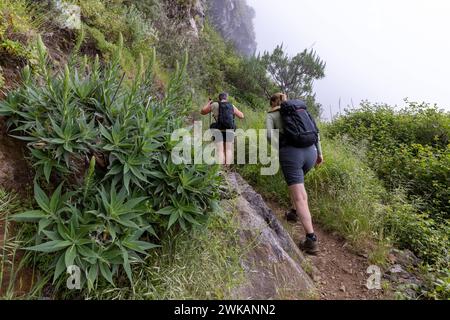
[1, 35, 221, 291]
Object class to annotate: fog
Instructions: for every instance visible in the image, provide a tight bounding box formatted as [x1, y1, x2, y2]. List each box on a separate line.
[247, 0, 450, 119]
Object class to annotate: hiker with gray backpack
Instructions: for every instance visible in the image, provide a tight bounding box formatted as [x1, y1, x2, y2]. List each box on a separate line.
[266, 93, 323, 254]
[201, 92, 245, 166]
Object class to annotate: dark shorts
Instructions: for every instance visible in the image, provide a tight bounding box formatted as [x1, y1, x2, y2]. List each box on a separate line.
[212, 130, 235, 143]
[279, 145, 317, 186]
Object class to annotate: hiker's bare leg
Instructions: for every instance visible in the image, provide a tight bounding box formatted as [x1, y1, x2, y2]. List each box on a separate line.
[289, 184, 314, 234]
[225, 141, 234, 165]
[289, 193, 296, 210]
[215, 142, 225, 165]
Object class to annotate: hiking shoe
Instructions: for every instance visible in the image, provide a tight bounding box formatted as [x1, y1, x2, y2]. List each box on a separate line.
[299, 237, 319, 255]
[285, 209, 299, 222]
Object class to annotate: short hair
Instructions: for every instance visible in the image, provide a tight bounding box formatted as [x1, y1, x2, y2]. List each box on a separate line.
[219, 92, 228, 101]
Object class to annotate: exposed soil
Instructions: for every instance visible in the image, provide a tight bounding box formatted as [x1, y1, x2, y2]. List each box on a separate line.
[0, 118, 33, 195]
[266, 200, 393, 300]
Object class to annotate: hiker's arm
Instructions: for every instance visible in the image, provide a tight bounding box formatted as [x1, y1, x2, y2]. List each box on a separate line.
[266, 115, 275, 142]
[315, 134, 323, 156]
[233, 106, 245, 119]
[201, 102, 212, 115]
[309, 113, 323, 164]
[315, 134, 324, 165]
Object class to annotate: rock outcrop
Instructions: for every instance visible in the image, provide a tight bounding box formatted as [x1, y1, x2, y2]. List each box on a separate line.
[225, 172, 316, 299]
[161, 0, 258, 56]
[208, 0, 257, 57]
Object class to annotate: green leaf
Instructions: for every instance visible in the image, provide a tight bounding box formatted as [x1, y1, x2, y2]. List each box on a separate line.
[12, 210, 47, 222]
[26, 240, 71, 253]
[130, 240, 159, 251]
[99, 262, 114, 286]
[42, 230, 60, 241]
[157, 206, 175, 216]
[148, 171, 166, 179]
[168, 212, 179, 230]
[38, 218, 52, 234]
[49, 183, 64, 213]
[184, 213, 201, 226]
[123, 172, 131, 194]
[123, 197, 147, 212]
[99, 123, 113, 142]
[53, 254, 66, 284]
[65, 245, 77, 267]
[34, 182, 50, 213]
[78, 245, 97, 260]
[129, 165, 148, 183]
[43, 162, 52, 183]
[123, 240, 159, 254]
[179, 217, 187, 232]
[120, 247, 133, 285]
[106, 164, 122, 177]
[87, 265, 98, 290]
[145, 224, 158, 238]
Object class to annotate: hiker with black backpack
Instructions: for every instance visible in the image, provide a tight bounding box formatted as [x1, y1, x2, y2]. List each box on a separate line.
[266, 93, 323, 254]
[201, 92, 245, 166]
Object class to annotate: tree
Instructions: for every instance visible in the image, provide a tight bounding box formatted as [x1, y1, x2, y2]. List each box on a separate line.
[261, 44, 326, 99]
[226, 56, 278, 107]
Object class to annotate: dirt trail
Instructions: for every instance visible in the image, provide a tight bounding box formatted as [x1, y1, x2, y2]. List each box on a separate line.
[0, 118, 34, 296]
[266, 200, 392, 300]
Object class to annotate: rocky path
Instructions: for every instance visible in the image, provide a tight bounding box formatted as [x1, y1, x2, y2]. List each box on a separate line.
[266, 200, 392, 300]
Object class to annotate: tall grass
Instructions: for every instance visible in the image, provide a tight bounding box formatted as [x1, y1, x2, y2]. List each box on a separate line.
[0, 189, 37, 299]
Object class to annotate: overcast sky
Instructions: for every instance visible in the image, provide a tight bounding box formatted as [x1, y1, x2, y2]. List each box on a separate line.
[247, 0, 450, 119]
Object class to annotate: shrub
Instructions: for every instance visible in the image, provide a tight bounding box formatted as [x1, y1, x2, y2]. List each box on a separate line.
[72, 0, 157, 73]
[326, 101, 450, 220]
[0, 0, 42, 64]
[0, 35, 221, 291]
[226, 56, 275, 109]
[383, 190, 449, 266]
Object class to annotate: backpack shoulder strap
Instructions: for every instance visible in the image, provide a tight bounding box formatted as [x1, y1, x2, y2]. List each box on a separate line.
[268, 106, 281, 113]
[212, 101, 220, 121]
[306, 111, 320, 133]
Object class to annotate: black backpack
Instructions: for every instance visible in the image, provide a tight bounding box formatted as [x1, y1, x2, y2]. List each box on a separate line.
[279, 99, 319, 148]
[216, 101, 235, 130]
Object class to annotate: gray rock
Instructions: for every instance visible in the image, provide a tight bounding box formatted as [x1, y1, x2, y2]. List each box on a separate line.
[389, 264, 405, 274]
[226, 172, 316, 300]
[390, 249, 420, 267]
